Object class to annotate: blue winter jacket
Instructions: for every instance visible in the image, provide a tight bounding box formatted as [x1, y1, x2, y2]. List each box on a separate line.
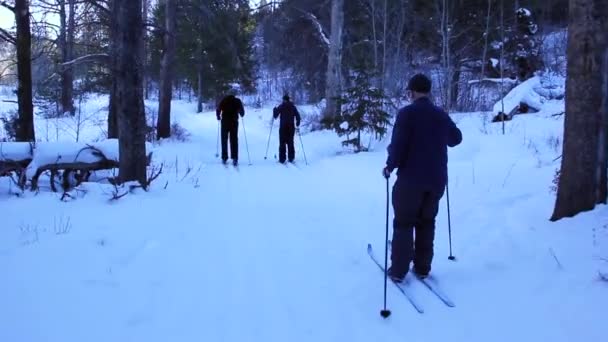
[386, 97, 462, 191]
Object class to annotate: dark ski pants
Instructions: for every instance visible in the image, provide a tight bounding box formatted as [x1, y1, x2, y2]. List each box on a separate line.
[279, 126, 295, 163]
[390, 179, 444, 277]
[221, 120, 239, 161]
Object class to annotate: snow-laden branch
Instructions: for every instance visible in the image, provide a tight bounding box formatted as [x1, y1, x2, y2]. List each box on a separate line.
[84, 0, 109, 15]
[299, 11, 330, 49]
[61, 53, 111, 67]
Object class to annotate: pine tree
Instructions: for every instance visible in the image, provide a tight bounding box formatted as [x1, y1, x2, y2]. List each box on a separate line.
[550, 0, 608, 220]
[333, 66, 391, 152]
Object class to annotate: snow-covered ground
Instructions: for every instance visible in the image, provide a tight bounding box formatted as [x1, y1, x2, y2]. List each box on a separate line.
[1, 92, 606, 341]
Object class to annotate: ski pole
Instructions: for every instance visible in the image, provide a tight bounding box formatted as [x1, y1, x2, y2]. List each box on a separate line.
[381, 176, 391, 318]
[215, 120, 220, 158]
[242, 117, 252, 165]
[297, 128, 308, 165]
[446, 183, 455, 261]
[264, 119, 274, 160]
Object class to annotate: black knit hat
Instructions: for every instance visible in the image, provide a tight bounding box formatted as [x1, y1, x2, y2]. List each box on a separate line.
[283, 94, 290, 101]
[406, 73, 432, 93]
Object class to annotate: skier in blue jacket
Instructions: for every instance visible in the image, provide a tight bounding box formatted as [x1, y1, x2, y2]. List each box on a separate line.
[382, 73, 462, 282]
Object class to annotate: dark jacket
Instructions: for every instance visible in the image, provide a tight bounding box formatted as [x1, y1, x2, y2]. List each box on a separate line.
[273, 101, 301, 129]
[217, 95, 245, 122]
[386, 97, 462, 191]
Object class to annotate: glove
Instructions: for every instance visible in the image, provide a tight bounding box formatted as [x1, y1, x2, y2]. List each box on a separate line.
[382, 167, 391, 179]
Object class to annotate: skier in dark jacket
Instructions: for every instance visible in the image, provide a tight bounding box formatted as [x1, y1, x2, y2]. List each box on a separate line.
[273, 94, 301, 163]
[217, 94, 245, 165]
[382, 73, 462, 282]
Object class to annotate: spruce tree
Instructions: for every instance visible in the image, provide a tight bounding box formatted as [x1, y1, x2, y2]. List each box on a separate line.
[334, 66, 391, 152]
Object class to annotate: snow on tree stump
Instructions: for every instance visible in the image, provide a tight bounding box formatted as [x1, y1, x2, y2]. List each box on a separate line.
[0, 142, 34, 188]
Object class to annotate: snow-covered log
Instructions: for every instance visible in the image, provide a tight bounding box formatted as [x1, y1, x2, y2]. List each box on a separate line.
[0, 142, 34, 186]
[492, 76, 544, 121]
[26, 139, 153, 191]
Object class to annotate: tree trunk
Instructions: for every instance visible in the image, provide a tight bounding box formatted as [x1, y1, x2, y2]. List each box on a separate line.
[108, 0, 119, 139]
[108, 79, 119, 138]
[156, 0, 177, 140]
[441, 0, 452, 110]
[480, 0, 493, 79]
[598, 47, 608, 203]
[450, 63, 461, 110]
[381, 0, 387, 91]
[324, 0, 344, 120]
[551, 0, 608, 220]
[58, 0, 75, 116]
[197, 39, 204, 113]
[371, 0, 377, 70]
[59, 0, 68, 112]
[143, 0, 149, 100]
[115, 0, 148, 186]
[15, 0, 35, 142]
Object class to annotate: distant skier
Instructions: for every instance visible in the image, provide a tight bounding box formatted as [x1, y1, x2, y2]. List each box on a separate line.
[382, 73, 462, 282]
[217, 92, 245, 166]
[273, 94, 301, 164]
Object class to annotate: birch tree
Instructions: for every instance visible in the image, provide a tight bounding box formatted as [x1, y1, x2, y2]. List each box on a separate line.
[324, 0, 344, 120]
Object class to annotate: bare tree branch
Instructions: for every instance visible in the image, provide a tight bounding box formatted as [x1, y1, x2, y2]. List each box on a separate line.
[61, 53, 111, 67]
[1, 1, 15, 12]
[0, 27, 16, 44]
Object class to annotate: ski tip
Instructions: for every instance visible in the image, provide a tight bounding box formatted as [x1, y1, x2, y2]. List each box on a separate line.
[367, 243, 372, 252]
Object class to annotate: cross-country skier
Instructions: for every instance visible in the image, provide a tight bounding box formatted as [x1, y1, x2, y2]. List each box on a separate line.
[217, 93, 245, 166]
[382, 73, 463, 282]
[273, 94, 302, 164]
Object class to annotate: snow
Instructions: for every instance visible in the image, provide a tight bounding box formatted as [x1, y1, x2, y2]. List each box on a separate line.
[468, 77, 518, 85]
[1, 93, 606, 342]
[0, 142, 33, 161]
[490, 58, 499, 68]
[517, 8, 532, 17]
[493, 76, 540, 114]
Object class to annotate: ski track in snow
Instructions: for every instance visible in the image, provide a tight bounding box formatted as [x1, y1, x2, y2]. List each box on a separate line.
[0, 98, 606, 342]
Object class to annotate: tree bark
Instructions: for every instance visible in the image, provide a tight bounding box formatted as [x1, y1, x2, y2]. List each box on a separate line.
[441, 0, 452, 110]
[324, 0, 344, 120]
[551, 0, 608, 220]
[197, 39, 204, 113]
[108, 78, 119, 138]
[381, 0, 387, 91]
[598, 47, 608, 203]
[156, 0, 176, 140]
[371, 0, 377, 70]
[480, 0, 493, 79]
[59, 0, 76, 116]
[450, 63, 461, 110]
[143, 0, 149, 100]
[114, 0, 148, 186]
[15, 0, 35, 142]
[108, 0, 119, 139]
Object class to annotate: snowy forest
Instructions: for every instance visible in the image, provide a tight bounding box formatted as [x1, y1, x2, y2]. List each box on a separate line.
[0, 0, 607, 341]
